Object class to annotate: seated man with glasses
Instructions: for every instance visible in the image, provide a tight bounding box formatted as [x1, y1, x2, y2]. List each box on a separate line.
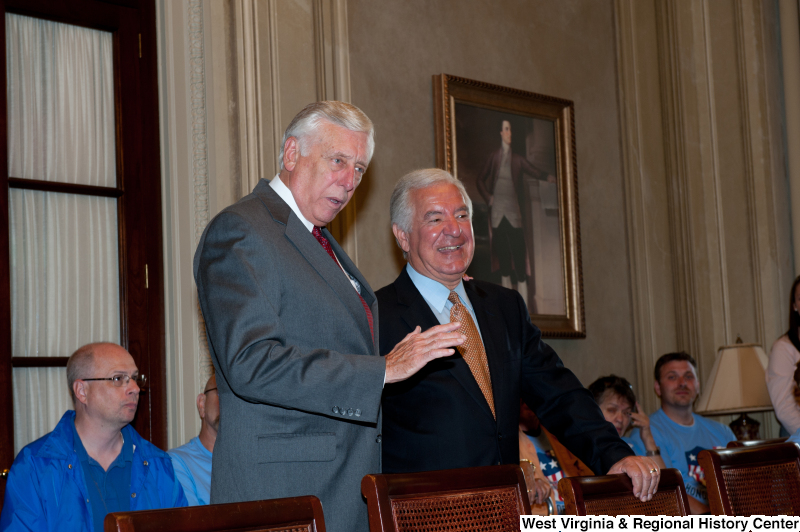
[168, 375, 218, 505]
[0, 342, 187, 532]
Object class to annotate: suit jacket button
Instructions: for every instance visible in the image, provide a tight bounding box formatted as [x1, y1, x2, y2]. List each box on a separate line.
[347, 408, 354, 416]
[131, 493, 137, 498]
[332, 406, 339, 414]
[355, 409, 361, 417]
[376, 435, 382, 443]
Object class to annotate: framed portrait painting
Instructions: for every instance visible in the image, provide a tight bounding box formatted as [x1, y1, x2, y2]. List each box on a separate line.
[433, 74, 585, 338]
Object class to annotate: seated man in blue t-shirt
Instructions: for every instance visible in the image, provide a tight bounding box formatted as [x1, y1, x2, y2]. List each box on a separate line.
[649, 352, 735, 515]
[0, 343, 187, 532]
[168, 375, 218, 505]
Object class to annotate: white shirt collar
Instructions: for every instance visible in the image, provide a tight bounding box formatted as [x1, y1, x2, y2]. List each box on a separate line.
[269, 174, 314, 232]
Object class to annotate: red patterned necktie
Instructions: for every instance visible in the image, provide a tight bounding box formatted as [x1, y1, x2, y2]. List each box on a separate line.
[312, 226, 374, 343]
[448, 291, 495, 418]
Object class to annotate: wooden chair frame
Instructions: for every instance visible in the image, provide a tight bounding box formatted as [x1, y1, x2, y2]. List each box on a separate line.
[361, 464, 531, 532]
[104, 495, 326, 532]
[726, 437, 788, 448]
[699, 442, 800, 516]
[557, 468, 690, 516]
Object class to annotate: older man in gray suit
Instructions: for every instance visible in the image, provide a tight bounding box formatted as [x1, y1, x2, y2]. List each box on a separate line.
[194, 101, 464, 532]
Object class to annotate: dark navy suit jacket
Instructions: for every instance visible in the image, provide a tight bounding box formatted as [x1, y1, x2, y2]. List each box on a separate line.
[377, 268, 632, 474]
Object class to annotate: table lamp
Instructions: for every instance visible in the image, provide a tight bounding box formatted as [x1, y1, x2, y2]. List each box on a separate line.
[694, 342, 773, 440]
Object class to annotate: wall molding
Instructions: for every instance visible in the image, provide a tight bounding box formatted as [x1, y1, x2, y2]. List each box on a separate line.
[235, 0, 267, 194]
[780, 0, 800, 278]
[188, 0, 211, 380]
[655, 1, 702, 362]
[614, 0, 658, 410]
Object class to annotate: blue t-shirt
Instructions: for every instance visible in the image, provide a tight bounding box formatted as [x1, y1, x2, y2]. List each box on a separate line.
[649, 409, 735, 505]
[168, 437, 212, 506]
[789, 427, 800, 444]
[622, 429, 647, 456]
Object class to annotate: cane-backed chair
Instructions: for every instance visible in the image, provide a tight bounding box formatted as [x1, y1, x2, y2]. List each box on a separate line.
[361, 464, 530, 532]
[557, 468, 689, 516]
[699, 442, 800, 515]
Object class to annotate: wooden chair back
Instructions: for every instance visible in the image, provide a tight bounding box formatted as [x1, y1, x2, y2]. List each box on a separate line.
[557, 468, 689, 516]
[361, 464, 530, 532]
[726, 437, 788, 448]
[104, 495, 326, 532]
[699, 442, 800, 516]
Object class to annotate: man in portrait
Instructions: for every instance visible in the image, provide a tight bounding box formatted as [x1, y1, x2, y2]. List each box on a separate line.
[476, 119, 555, 312]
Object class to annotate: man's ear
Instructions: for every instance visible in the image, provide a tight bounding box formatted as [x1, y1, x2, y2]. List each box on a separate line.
[283, 137, 299, 172]
[196, 392, 206, 421]
[392, 224, 411, 254]
[74, 381, 88, 406]
[654, 380, 662, 398]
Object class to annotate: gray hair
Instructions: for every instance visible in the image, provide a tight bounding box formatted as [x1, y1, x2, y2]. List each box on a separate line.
[390, 168, 472, 257]
[67, 343, 98, 404]
[278, 101, 375, 170]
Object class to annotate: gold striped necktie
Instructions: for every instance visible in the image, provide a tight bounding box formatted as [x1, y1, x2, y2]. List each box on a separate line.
[448, 291, 495, 418]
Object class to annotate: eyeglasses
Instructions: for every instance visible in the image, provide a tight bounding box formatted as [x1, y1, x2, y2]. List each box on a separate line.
[204, 387, 217, 394]
[82, 374, 147, 387]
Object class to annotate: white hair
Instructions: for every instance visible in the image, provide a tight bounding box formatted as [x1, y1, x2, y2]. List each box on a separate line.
[278, 101, 375, 170]
[389, 168, 472, 258]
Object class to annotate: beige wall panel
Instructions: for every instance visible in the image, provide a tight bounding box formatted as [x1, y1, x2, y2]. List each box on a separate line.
[347, 0, 637, 386]
[631, 0, 677, 363]
[275, 0, 318, 138]
[616, 0, 680, 410]
[707, 0, 759, 345]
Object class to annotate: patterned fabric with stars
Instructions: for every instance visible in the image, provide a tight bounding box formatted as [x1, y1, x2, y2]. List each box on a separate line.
[312, 226, 374, 343]
[538, 449, 565, 504]
[448, 291, 495, 418]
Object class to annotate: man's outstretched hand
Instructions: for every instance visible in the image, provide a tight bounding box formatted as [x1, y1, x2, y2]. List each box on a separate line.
[384, 323, 466, 384]
[608, 455, 661, 502]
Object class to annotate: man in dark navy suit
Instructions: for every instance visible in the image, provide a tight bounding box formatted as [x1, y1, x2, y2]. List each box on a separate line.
[377, 168, 661, 502]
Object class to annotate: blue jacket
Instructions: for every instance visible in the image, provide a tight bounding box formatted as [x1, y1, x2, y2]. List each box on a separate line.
[0, 411, 187, 531]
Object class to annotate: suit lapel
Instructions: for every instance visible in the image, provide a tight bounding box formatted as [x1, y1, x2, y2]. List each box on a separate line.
[328, 230, 375, 307]
[465, 281, 508, 423]
[327, 228, 377, 353]
[253, 181, 373, 350]
[394, 270, 495, 420]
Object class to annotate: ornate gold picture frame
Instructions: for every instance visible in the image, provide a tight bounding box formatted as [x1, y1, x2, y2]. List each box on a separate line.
[433, 74, 585, 338]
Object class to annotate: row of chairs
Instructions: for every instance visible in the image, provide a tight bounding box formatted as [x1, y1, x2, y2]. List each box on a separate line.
[103, 442, 800, 532]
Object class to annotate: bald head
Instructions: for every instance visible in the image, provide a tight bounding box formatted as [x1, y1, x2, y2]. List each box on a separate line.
[67, 343, 101, 403]
[67, 342, 136, 405]
[197, 374, 220, 449]
[203, 374, 217, 394]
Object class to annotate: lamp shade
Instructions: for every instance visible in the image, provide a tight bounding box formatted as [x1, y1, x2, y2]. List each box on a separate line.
[694, 343, 773, 415]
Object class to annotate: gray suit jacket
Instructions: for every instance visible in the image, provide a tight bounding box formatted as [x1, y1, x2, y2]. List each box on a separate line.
[193, 179, 385, 532]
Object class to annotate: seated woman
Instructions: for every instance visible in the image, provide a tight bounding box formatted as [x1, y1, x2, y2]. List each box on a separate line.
[588, 375, 666, 471]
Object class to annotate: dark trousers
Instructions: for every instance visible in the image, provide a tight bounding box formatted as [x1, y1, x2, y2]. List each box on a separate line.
[492, 216, 527, 284]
